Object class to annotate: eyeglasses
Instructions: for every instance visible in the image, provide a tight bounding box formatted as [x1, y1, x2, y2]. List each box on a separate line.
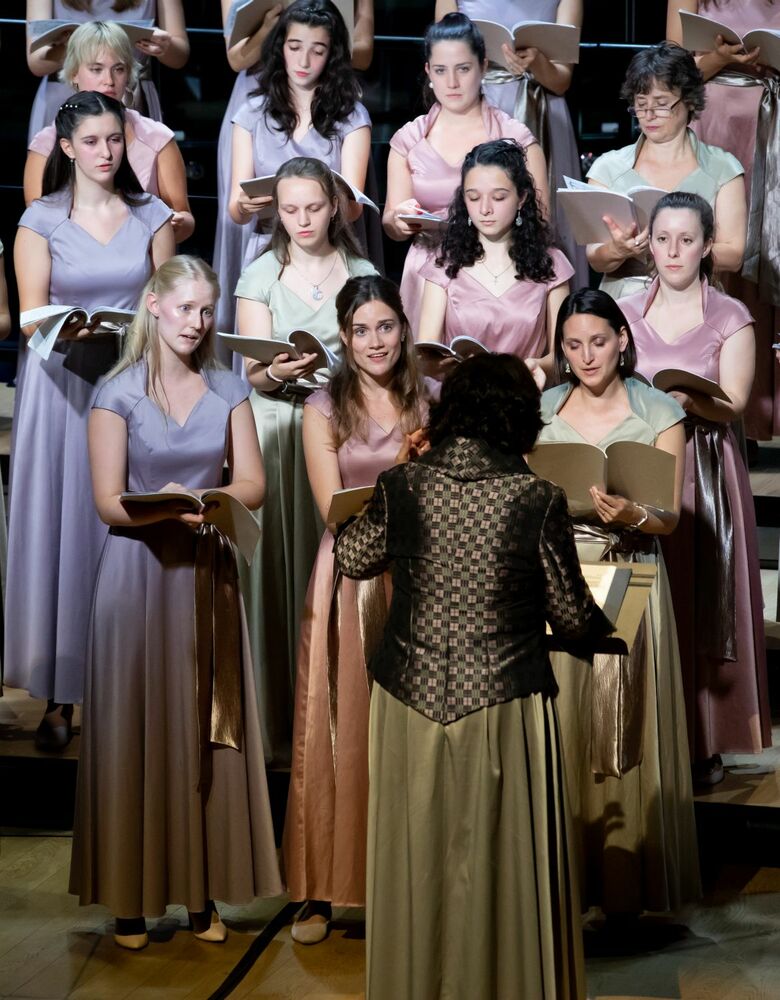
[628, 97, 683, 119]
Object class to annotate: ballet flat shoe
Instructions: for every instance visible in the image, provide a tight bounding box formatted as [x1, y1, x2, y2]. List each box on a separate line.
[192, 911, 228, 943]
[291, 912, 329, 945]
[114, 931, 149, 951]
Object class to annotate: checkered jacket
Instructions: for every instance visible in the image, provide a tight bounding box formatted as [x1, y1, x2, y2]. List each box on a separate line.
[336, 436, 613, 724]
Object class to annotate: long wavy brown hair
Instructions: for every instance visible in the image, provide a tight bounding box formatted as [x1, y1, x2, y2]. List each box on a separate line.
[330, 276, 425, 448]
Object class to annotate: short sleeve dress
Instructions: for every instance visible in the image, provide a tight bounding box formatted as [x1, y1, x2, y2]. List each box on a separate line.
[4, 191, 171, 706]
[390, 101, 537, 337]
[29, 109, 174, 195]
[233, 250, 378, 764]
[69, 361, 283, 917]
[282, 382, 436, 908]
[588, 130, 744, 300]
[27, 0, 162, 140]
[456, 0, 588, 286]
[538, 377, 700, 914]
[622, 278, 772, 761]
[419, 246, 573, 356]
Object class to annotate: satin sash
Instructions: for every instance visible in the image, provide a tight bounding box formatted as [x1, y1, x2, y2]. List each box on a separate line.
[689, 419, 737, 661]
[713, 70, 780, 305]
[326, 565, 387, 770]
[573, 523, 652, 778]
[194, 524, 244, 790]
[483, 67, 554, 196]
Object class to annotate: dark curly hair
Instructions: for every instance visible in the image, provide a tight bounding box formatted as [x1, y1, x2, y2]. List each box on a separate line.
[330, 276, 425, 447]
[422, 12, 486, 110]
[434, 140, 554, 282]
[552, 288, 637, 385]
[649, 190, 715, 282]
[43, 91, 145, 202]
[251, 0, 360, 142]
[620, 42, 706, 122]
[428, 353, 543, 457]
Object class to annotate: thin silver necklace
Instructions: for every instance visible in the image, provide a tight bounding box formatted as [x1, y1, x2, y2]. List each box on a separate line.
[478, 258, 514, 283]
[289, 252, 339, 301]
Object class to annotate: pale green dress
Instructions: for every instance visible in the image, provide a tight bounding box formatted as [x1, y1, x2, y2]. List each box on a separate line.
[234, 250, 377, 763]
[588, 129, 743, 301]
[539, 378, 701, 914]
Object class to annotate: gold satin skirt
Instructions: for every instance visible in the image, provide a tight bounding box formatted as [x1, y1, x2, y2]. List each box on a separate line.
[366, 685, 586, 1000]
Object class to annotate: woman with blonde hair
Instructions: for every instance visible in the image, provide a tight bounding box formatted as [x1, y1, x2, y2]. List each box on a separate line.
[24, 20, 194, 241]
[70, 255, 283, 951]
[25, 0, 189, 138]
[283, 275, 430, 943]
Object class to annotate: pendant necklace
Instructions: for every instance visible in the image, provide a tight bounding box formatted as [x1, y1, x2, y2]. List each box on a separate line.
[290, 253, 339, 301]
[479, 258, 514, 284]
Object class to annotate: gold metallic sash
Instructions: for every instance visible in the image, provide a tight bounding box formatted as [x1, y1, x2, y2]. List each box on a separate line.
[689, 419, 737, 661]
[326, 565, 387, 770]
[194, 524, 244, 790]
[713, 70, 780, 305]
[573, 524, 652, 778]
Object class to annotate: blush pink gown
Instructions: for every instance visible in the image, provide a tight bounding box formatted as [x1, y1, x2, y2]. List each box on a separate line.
[389, 101, 537, 337]
[622, 278, 772, 761]
[692, 0, 780, 439]
[282, 389, 410, 906]
[419, 246, 573, 356]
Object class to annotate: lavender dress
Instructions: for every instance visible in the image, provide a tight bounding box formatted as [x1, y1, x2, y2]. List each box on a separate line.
[458, 0, 587, 286]
[623, 278, 772, 760]
[419, 246, 573, 356]
[4, 191, 171, 705]
[389, 102, 537, 338]
[27, 0, 162, 142]
[282, 389, 407, 908]
[231, 95, 372, 269]
[213, 67, 257, 352]
[70, 362, 283, 918]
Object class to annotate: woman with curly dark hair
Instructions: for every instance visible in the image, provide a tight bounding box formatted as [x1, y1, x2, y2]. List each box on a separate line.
[418, 139, 572, 376]
[227, 0, 370, 268]
[586, 41, 746, 300]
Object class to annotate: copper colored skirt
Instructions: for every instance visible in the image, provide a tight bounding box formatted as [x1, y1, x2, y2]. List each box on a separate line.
[366, 685, 585, 1000]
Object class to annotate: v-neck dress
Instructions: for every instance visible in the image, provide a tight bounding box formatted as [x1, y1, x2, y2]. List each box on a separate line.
[538, 378, 700, 914]
[4, 190, 171, 705]
[234, 249, 377, 764]
[27, 0, 162, 142]
[419, 246, 572, 356]
[389, 101, 537, 338]
[69, 361, 283, 917]
[587, 129, 743, 301]
[456, 0, 588, 287]
[282, 388, 415, 907]
[622, 278, 772, 760]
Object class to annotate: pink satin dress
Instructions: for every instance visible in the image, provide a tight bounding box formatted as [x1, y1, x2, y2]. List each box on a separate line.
[622, 278, 772, 761]
[693, 0, 780, 438]
[389, 101, 537, 337]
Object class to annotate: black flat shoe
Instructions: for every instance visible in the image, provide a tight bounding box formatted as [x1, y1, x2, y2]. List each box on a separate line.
[34, 703, 73, 752]
[114, 916, 148, 950]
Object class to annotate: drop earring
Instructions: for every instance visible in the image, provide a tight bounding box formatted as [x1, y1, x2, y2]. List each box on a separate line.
[467, 218, 472, 227]
[619, 352, 625, 368]
[564, 361, 571, 374]
[515, 210, 523, 227]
